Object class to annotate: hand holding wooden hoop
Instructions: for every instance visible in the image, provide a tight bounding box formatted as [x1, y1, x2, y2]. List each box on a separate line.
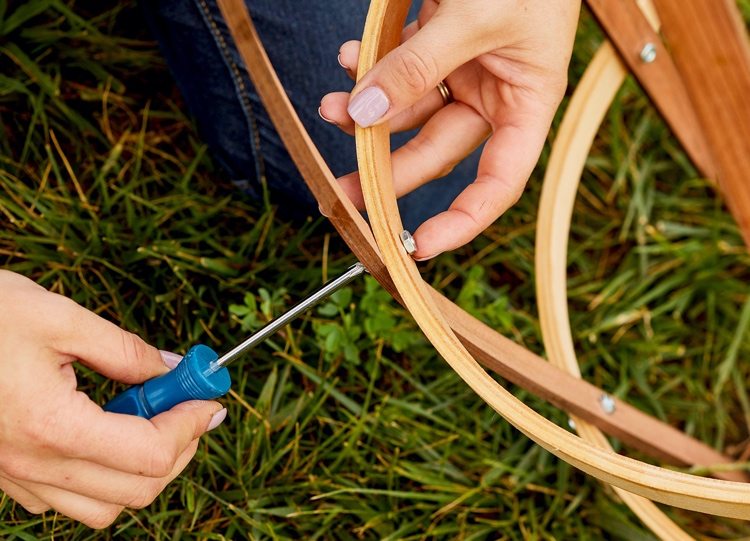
[353, 0, 750, 522]
[216, 0, 750, 534]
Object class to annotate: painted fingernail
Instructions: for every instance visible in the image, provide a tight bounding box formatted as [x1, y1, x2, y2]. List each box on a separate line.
[207, 408, 227, 431]
[337, 53, 347, 69]
[318, 106, 337, 125]
[347, 86, 390, 127]
[159, 350, 183, 369]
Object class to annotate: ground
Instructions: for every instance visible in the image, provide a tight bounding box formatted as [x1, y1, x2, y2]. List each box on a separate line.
[1, 1, 749, 539]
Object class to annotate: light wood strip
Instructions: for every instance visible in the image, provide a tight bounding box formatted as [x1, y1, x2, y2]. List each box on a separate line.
[354, 0, 750, 520]
[536, 39, 691, 540]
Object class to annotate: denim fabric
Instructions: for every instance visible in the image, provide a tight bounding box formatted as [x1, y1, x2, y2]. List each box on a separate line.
[142, 0, 483, 232]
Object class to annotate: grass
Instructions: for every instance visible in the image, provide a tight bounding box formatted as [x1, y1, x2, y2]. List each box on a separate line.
[1, 1, 749, 539]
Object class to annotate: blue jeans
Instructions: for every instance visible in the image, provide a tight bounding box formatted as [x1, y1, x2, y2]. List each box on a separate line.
[142, 0, 481, 232]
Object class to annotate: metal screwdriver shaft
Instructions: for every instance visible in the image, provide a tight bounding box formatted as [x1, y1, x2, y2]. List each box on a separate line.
[104, 262, 367, 418]
[203, 262, 367, 375]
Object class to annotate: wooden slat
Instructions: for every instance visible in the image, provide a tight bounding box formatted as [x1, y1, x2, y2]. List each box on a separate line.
[653, 0, 750, 248]
[440, 294, 745, 481]
[586, 0, 717, 179]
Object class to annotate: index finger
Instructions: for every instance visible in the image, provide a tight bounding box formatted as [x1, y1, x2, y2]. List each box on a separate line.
[412, 111, 550, 259]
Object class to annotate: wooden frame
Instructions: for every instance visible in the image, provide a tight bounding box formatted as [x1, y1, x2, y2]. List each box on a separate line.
[216, 0, 750, 536]
[536, 1, 750, 536]
[535, 16, 696, 537]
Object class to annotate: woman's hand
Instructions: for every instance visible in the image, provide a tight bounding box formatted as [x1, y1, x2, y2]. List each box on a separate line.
[321, 0, 580, 260]
[0, 271, 226, 528]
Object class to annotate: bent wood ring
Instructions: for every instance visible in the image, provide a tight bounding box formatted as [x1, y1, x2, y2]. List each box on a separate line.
[535, 34, 692, 541]
[216, 0, 750, 533]
[353, 0, 750, 522]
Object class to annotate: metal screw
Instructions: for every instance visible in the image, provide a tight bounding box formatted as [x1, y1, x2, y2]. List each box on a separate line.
[599, 394, 616, 415]
[400, 230, 417, 255]
[640, 43, 657, 63]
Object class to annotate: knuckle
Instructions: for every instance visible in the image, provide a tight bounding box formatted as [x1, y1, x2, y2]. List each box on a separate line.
[119, 331, 153, 378]
[403, 136, 457, 181]
[82, 506, 123, 529]
[436, 161, 458, 179]
[0, 455, 33, 481]
[402, 137, 430, 166]
[492, 177, 525, 209]
[25, 402, 79, 455]
[34, 418, 64, 451]
[508, 182, 525, 207]
[145, 445, 176, 478]
[548, 76, 568, 107]
[126, 482, 162, 509]
[390, 48, 438, 97]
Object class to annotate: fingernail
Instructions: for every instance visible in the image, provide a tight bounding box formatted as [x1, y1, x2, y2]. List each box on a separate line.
[337, 53, 347, 69]
[160, 350, 183, 369]
[207, 408, 227, 431]
[318, 204, 329, 217]
[414, 253, 439, 262]
[318, 106, 337, 125]
[347, 86, 390, 127]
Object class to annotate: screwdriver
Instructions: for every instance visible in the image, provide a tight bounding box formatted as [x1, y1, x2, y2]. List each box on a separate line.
[104, 262, 367, 418]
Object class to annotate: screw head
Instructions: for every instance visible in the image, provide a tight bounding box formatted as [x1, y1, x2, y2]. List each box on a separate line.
[599, 394, 616, 415]
[640, 43, 657, 63]
[400, 230, 417, 255]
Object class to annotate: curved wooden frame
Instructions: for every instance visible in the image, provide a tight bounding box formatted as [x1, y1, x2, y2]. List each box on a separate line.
[215, 0, 750, 535]
[354, 0, 749, 520]
[535, 36, 693, 540]
[215, 0, 747, 483]
[536, 1, 750, 535]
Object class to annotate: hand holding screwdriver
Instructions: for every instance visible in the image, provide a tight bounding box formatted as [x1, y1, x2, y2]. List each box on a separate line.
[0, 270, 225, 528]
[0, 263, 364, 528]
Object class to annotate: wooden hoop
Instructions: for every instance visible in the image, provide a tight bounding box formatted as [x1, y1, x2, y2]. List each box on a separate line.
[536, 0, 750, 534]
[535, 34, 693, 541]
[215, 0, 750, 532]
[354, 0, 750, 522]
[216, 0, 748, 483]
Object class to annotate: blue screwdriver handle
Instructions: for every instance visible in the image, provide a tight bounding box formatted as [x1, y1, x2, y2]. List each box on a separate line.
[103, 344, 232, 419]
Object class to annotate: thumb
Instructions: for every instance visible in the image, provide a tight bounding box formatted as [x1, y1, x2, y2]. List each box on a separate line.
[51, 294, 171, 384]
[347, 9, 474, 127]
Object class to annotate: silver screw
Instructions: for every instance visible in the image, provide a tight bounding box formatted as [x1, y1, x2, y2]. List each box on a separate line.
[599, 394, 616, 415]
[640, 43, 657, 63]
[400, 230, 417, 255]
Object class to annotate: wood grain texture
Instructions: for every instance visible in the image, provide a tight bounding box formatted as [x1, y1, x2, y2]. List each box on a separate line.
[440, 294, 746, 483]
[216, 0, 750, 524]
[213, 0, 744, 481]
[355, 0, 750, 521]
[536, 38, 692, 541]
[653, 0, 750, 248]
[586, 0, 716, 180]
